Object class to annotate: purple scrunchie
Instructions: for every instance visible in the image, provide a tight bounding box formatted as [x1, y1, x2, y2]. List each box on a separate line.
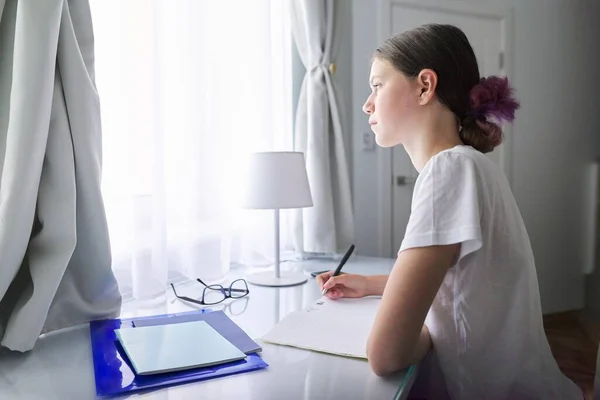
[467, 76, 520, 124]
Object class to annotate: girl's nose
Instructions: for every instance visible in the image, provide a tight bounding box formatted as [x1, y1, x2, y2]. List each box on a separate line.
[362, 97, 374, 115]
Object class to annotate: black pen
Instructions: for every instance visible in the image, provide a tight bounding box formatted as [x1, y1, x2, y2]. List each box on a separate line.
[322, 244, 355, 295]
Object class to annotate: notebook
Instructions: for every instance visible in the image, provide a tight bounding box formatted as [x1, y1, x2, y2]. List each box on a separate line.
[132, 310, 262, 354]
[115, 320, 247, 375]
[260, 296, 381, 359]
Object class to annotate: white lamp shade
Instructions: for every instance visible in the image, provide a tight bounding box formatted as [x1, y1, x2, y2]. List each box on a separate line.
[242, 152, 313, 210]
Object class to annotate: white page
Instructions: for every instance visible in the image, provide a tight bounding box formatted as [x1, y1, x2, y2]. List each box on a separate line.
[260, 297, 381, 359]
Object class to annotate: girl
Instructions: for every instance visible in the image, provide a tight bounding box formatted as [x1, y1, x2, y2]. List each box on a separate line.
[317, 24, 583, 399]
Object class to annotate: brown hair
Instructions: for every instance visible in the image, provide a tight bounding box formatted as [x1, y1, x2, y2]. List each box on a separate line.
[374, 24, 519, 153]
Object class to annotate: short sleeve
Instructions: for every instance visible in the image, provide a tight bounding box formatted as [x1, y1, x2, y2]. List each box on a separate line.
[399, 152, 483, 261]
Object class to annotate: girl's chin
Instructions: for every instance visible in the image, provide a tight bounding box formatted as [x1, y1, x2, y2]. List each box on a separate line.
[374, 133, 395, 148]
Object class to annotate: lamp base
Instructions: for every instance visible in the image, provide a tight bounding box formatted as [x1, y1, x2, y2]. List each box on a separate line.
[246, 271, 308, 287]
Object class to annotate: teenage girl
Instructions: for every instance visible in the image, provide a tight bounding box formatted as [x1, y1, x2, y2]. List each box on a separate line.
[317, 24, 583, 400]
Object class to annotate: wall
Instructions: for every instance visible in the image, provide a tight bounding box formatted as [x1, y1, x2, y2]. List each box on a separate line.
[336, 1, 354, 178]
[351, 0, 600, 314]
[584, 173, 600, 321]
[587, 177, 600, 320]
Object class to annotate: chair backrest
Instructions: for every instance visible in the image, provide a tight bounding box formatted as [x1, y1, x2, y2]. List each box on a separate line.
[595, 343, 600, 400]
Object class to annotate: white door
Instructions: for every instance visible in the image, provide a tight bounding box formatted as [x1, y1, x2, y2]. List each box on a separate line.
[390, 2, 508, 254]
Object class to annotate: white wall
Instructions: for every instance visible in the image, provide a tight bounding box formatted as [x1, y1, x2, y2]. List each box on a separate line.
[351, 0, 600, 314]
[335, 1, 354, 176]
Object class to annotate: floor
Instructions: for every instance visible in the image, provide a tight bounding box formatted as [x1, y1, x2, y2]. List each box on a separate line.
[543, 311, 599, 399]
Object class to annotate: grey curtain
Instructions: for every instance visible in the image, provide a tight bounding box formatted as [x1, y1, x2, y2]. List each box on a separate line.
[290, 0, 354, 254]
[0, 0, 121, 352]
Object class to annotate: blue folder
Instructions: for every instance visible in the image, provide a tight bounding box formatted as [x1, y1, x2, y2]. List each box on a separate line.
[90, 309, 268, 397]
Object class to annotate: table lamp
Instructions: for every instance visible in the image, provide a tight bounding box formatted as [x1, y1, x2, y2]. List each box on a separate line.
[242, 151, 313, 287]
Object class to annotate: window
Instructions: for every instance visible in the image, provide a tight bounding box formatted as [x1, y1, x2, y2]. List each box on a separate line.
[90, 0, 294, 300]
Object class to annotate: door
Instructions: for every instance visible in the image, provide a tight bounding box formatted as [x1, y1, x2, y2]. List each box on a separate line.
[390, 2, 507, 254]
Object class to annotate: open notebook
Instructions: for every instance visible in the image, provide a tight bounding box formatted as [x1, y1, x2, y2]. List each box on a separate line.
[116, 320, 247, 375]
[260, 297, 381, 359]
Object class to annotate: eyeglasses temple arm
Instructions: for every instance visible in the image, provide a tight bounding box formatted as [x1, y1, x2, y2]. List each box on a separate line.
[227, 288, 248, 293]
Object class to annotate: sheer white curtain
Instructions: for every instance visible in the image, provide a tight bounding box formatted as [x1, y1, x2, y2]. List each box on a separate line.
[90, 0, 294, 300]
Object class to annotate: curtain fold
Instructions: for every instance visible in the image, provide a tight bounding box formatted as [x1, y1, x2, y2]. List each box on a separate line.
[290, 0, 354, 254]
[0, 0, 121, 352]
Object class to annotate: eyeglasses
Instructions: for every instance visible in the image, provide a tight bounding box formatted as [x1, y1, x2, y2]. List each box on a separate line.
[170, 278, 249, 306]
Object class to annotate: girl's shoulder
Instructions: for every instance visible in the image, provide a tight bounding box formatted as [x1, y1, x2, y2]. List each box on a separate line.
[421, 145, 497, 180]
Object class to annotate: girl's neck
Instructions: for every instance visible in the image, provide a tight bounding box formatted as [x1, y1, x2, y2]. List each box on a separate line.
[403, 113, 463, 173]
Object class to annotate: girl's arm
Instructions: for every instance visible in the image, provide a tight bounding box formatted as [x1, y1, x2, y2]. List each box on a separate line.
[366, 244, 460, 376]
[365, 275, 390, 296]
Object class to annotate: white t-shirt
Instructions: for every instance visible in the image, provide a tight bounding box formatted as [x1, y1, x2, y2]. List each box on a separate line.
[399, 145, 582, 400]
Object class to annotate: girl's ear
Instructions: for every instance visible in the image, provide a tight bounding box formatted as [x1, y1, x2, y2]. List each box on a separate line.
[416, 69, 438, 106]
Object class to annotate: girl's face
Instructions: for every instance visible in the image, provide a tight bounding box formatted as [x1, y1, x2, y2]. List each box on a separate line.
[362, 58, 423, 148]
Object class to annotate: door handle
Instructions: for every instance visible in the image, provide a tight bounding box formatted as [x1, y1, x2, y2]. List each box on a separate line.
[396, 175, 417, 186]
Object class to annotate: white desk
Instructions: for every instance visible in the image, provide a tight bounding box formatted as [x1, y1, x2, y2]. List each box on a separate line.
[0, 256, 418, 399]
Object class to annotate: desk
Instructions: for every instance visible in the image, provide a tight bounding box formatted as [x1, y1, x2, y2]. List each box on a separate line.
[0, 256, 417, 399]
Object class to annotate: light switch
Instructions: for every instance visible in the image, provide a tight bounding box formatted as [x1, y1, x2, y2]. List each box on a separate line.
[361, 132, 376, 151]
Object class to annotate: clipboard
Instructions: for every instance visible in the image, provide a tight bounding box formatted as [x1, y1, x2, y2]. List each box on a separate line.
[90, 309, 268, 397]
[132, 309, 262, 354]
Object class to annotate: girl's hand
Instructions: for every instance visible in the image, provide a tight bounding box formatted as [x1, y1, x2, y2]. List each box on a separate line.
[316, 271, 370, 300]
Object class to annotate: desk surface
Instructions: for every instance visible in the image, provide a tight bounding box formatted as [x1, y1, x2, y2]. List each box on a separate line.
[0, 256, 417, 400]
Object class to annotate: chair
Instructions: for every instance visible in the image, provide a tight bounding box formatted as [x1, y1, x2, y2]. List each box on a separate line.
[594, 343, 599, 399]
